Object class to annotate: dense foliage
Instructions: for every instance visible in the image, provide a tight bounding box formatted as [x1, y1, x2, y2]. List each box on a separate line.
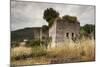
[80, 24, 95, 38]
[83, 24, 95, 34]
[43, 8, 59, 27]
[43, 8, 78, 27]
[26, 40, 41, 47]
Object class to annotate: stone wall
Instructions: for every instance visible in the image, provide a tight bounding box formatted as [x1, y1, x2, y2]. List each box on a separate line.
[56, 19, 80, 42]
[49, 20, 57, 48]
[49, 18, 80, 48]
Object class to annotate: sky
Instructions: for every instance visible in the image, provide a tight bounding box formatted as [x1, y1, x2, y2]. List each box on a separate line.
[11, 0, 95, 31]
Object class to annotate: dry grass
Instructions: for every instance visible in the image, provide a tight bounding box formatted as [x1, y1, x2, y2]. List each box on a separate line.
[11, 46, 32, 60]
[11, 38, 95, 65]
[47, 38, 95, 61]
[80, 38, 95, 61]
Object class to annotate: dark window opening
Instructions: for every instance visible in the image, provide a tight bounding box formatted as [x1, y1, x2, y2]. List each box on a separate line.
[42, 36, 45, 39]
[72, 33, 74, 38]
[66, 33, 69, 38]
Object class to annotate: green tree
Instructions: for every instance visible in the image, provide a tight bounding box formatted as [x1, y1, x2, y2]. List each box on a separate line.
[43, 8, 59, 27]
[80, 24, 95, 39]
[83, 24, 95, 34]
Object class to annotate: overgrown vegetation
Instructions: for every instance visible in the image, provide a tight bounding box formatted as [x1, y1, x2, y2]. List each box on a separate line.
[11, 7, 95, 66]
[43, 8, 59, 27]
[26, 40, 41, 47]
[43, 8, 78, 27]
[80, 24, 95, 39]
[11, 46, 47, 61]
[62, 15, 77, 23]
[31, 46, 47, 57]
[11, 37, 95, 65]
[11, 46, 32, 61]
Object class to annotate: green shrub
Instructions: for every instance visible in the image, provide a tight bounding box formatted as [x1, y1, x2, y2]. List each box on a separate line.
[31, 46, 47, 57]
[26, 40, 41, 47]
[11, 46, 47, 61]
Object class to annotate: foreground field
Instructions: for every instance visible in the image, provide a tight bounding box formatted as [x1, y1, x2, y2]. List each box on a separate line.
[11, 38, 95, 66]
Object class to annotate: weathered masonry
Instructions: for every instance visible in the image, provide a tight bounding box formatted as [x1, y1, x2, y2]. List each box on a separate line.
[49, 17, 80, 48]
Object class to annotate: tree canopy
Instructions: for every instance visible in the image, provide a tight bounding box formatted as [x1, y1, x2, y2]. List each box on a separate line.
[80, 24, 95, 38]
[43, 8, 59, 27]
[83, 24, 95, 34]
[43, 8, 78, 27]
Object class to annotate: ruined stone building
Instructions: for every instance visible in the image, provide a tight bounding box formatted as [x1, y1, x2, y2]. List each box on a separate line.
[49, 17, 80, 48]
[12, 17, 80, 48]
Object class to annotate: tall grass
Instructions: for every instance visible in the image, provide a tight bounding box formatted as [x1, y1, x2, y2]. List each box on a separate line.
[11, 46, 32, 60]
[80, 38, 95, 61]
[11, 46, 47, 61]
[11, 38, 95, 65]
[47, 38, 95, 61]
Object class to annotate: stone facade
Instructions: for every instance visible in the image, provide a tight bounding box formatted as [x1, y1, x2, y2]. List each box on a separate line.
[15, 17, 80, 48]
[49, 17, 80, 48]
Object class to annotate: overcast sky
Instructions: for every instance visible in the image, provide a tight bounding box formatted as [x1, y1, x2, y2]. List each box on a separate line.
[11, 1, 95, 31]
